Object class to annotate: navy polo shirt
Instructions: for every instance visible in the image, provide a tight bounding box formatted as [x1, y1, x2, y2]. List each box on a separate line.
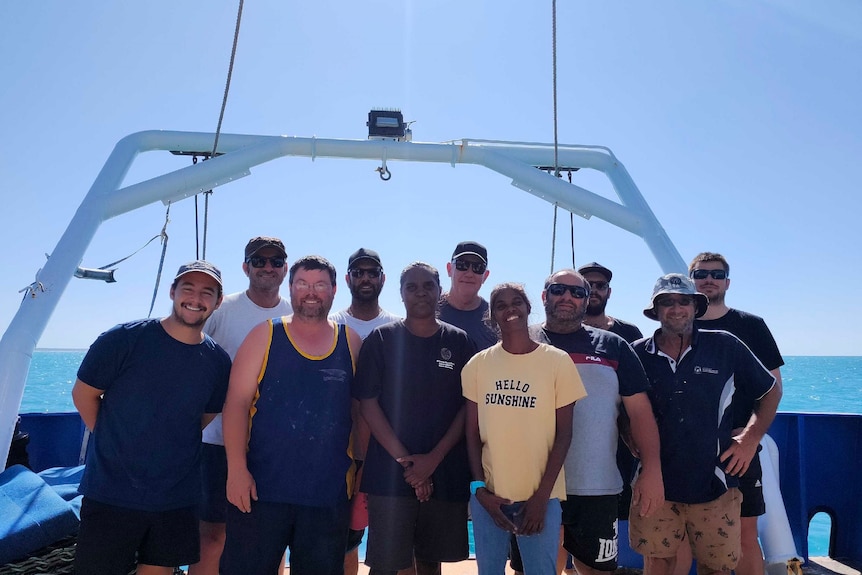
[634, 328, 775, 504]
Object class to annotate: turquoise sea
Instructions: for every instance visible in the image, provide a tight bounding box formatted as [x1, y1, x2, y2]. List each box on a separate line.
[19, 351, 862, 558]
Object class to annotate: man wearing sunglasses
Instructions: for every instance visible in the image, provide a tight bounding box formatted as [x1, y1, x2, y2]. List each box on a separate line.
[329, 247, 400, 575]
[191, 237, 292, 575]
[439, 241, 497, 351]
[684, 252, 784, 575]
[630, 274, 780, 575]
[577, 262, 646, 531]
[331, 248, 400, 339]
[531, 269, 663, 575]
[578, 262, 643, 345]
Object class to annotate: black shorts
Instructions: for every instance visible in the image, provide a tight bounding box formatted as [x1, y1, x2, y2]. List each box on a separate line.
[738, 451, 766, 517]
[346, 527, 364, 552]
[75, 498, 199, 574]
[560, 494, 619, 571]
[199, 442, 228, 523]
[366, 495, 468, 571]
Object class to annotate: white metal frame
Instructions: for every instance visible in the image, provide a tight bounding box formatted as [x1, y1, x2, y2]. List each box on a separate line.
[0, 130, 685, 461]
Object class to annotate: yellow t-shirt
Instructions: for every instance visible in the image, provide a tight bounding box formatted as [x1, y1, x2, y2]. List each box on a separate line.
[462, 342, 587, 501]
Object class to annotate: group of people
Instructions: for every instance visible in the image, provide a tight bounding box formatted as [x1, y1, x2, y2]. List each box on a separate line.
[71, 236, 783, 575]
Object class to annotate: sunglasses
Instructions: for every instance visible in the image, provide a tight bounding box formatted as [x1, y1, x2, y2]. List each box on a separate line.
[691, 269, 727, 280]
[247, 256, 286, 268]
[453, 259, 487, 274]
[546, 283, 588, 299]
[588, 280, 609, 291]
[349, 268, 382, 279]
[656, 296, 694, 307]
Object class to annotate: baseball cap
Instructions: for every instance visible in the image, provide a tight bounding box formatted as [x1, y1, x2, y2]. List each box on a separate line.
[174, 260, 222, 287]
[577, 262, 612, 282]
[452, 241, 487, 264]
[348, 248, 382, 269]
[244, 236, 287, 260]
[643, 273, 709, 320]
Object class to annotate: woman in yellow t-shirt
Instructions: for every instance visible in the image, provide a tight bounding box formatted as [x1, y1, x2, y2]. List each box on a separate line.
[462, 282, 586, 575]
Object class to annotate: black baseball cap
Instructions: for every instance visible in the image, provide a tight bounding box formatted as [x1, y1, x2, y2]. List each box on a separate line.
[348, 248, 382, 269]
[577, 262, 612, 282]
[244, 237, 287, 259]
[452, 241, 487, 264]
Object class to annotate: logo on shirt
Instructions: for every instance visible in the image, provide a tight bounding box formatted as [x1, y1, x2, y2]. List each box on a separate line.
[437, 360, 455, 370]
[585, 355, 603, 363]
[440, 347, 452, 361]
[693, 365, 719, 375]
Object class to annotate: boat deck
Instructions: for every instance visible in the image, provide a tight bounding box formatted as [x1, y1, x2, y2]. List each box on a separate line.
[288, 557, 862, 575]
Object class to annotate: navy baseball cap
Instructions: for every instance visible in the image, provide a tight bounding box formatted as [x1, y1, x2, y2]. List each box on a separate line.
[174, 260, 222, 287]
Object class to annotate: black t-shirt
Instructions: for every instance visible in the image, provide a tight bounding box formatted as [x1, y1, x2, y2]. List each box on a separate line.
[696, 308, 783, 427]
[352, 320, 476, 500]
[608, 318, 644, 345]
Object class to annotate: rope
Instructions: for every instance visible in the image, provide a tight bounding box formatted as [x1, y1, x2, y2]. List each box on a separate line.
[549, 0, 562, 274]
[550, 204, 558, 274]
[570, 212, 576, 268]
[551, 0, 560, 178]
[93, 232, 165, 271]
[147, 203, 171, 318]
[198, 0, 245, 260]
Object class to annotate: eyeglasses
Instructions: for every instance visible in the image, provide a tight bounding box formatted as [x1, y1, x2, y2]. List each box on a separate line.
[247, 256, 285, 268]
[349, 268, 382, 279]
[655, 296, 694, 307]
[546, 283, 588, 299]
[691, 269, 727, 280]
[588, 280, 609, 291]
[453, 259, 487, 274]
[293, 280, 332, 293]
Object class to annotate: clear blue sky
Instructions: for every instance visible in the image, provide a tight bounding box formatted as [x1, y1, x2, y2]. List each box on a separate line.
[1, 1, 860, 355]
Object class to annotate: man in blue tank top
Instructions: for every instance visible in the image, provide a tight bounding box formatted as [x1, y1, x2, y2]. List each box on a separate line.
[220, 255, 363, 575]
[72, 261, 231, 575]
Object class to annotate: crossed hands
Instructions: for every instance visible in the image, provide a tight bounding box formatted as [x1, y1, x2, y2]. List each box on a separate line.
[475, 489, 547, 536]
[398, 453, 438, 502]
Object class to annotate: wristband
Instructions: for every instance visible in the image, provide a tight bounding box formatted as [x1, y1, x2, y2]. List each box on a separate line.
[470, 480, 486, 495]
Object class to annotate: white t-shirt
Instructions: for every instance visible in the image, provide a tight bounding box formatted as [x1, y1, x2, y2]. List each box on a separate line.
[329, 308, 400, 340]
[201, 291, 292, 445]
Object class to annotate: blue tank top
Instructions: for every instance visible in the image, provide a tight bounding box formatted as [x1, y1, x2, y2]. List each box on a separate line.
[247, 318, 355, 506]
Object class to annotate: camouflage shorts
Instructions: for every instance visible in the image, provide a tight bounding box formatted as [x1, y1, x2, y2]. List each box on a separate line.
[628, 488, 741, 572]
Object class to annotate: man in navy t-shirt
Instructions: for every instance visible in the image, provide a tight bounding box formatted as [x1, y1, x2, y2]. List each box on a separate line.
[72, 261, 231, 575]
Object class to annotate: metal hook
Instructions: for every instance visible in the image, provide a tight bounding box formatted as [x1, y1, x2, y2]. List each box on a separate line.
[376, 166, 392, 181]
[376, 155, 392, 181]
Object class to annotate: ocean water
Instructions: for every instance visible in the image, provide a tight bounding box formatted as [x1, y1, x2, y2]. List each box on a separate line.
[18, 352, 862, 558]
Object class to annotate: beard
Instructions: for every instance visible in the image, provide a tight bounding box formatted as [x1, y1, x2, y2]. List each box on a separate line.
[295, 300, 330, 320]
[545, 300, 586, 325]
[171, 305, 209, 329]
[349, 282, 382, 303]
[586, 297, 607, 316]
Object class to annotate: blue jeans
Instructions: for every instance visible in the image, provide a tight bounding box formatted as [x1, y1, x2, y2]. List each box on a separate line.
[470, 495, 561, 575]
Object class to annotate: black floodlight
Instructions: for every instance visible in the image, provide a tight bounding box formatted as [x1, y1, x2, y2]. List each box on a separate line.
[367, 109, 409, 141]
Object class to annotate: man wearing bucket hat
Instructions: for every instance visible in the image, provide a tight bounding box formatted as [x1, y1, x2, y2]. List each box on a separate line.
[629, 273, 781, 575]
